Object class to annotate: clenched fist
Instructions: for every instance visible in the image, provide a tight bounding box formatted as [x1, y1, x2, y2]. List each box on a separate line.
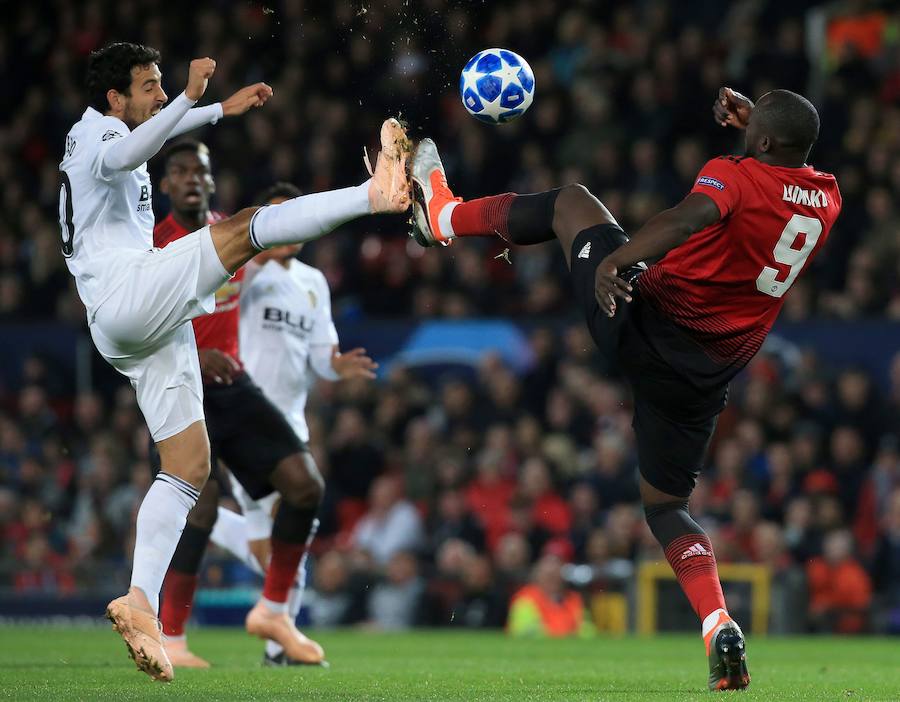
[713, 87, 754, 130]
[186, 57, 216, 101]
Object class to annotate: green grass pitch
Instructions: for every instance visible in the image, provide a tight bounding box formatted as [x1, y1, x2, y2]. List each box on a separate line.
[1, 626, 898, 701]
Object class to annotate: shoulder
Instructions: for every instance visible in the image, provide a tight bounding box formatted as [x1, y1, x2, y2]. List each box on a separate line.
[90, 114, 130, 143]
[291, 261, 329, 288]
[695, 155, 749, 189]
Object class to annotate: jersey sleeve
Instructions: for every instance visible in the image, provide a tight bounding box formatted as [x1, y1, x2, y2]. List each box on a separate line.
[96, 92, 197, 178]
[87, 117, 131, 183]
[690, 157, 743, 218]
[311, 272, 339, 347]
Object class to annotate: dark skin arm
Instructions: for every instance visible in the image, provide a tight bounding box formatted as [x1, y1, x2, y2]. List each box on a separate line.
[594, 193, 722, 316]
[594, 85, 756, 317]
[198, 348, 241, 385]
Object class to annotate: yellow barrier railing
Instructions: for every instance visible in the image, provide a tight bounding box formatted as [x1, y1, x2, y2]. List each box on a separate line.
[636, 561, 771, 635]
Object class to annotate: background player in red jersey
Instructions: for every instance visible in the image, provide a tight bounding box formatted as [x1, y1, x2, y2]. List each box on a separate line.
[151, 141, 333, 668]
[409, 88, 841, 691]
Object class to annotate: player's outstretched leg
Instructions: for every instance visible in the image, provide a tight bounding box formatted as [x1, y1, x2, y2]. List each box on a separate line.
[206, 118, 411, 278]
[410, 138, 624, 269]
[640, 478, 750, 691]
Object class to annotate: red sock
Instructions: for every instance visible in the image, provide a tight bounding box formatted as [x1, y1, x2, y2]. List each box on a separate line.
[262, 538, 307, 603]
[160, 570, 198, 637]
[663, 534, 727, 622]
[450, 193, 515, 237]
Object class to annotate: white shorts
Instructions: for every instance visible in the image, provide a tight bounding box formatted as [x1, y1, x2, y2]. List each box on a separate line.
[89, 226, 230, 441]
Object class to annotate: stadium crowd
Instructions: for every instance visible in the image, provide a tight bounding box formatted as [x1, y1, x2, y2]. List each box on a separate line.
[3, 0, 900, 321]
[2, 0, 900, 634]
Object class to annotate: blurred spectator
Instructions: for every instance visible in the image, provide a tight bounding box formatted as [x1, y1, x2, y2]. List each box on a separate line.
[366, 551, 425, 630]
[871, 489, 900, 633]
[2, 0, 898, 323]
[507, 554, 594, 638]
[807, 530, 873, 634]
[351, 475, 424, 566]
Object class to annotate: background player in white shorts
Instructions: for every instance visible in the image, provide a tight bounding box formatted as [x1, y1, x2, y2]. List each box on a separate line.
[60, 41, 410, 681]
[210, 182, 377, 665]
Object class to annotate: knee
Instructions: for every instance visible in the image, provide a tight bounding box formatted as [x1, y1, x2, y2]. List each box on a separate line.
[553, 183, 614, 237]
[555, 183, 593, 223]
[209, 206, 260, 243]
[274, 455, 325, 508]
[229, 207, 260, 230]
[643, 499, 690, 520]
[178, 446, 211, 489]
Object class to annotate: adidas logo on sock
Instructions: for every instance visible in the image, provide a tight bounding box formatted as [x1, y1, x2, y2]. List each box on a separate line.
[578, 242, 591, 259]
[680, 542, 712, 560]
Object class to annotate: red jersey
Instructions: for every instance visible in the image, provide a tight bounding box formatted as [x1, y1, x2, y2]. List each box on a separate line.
[639, 156, 841, 370]
[153, 212, 244, 366]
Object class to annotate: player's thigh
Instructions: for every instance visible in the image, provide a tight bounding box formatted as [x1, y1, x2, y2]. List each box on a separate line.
[208, 375, 307, 500]
[91, 227, 228, 350]
[95, 322, 208, 467]
[569, 223, 632, 359]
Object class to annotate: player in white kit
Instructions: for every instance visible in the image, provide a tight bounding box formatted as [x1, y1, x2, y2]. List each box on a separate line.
[60, 42, 410, 681]
[210, 182, 377, 665]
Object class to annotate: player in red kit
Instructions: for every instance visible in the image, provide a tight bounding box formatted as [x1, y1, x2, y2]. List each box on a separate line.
[409, 88, 841, 690]
[150, 141, 334, 668]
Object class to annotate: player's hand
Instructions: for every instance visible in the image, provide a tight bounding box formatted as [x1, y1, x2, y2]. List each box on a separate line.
[331, 347, 378, 381]
[221, 83, 274, 117]
[186, 57, 216, 101]
[594, 258, 632, 318]
[713, 87, 754, 129]
[198, 348, 240, 385]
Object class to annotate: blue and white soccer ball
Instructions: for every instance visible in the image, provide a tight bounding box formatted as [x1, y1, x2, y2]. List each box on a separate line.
[459, 48, 535, 124]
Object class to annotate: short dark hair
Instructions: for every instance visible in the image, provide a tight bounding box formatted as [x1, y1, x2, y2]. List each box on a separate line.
[163, 140, 210, 170]
[258, 182, 302, 204]
[754, 89, 820, 156]
[86, 42, 161, 113]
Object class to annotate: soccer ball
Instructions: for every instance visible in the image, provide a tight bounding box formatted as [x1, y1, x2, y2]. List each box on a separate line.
[459, 49, 535, 124]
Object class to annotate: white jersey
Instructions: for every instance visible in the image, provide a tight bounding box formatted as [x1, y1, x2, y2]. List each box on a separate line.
[59, 108, 154, 312]
[58, 95, 221, 315]
[240, 259, 339, 442]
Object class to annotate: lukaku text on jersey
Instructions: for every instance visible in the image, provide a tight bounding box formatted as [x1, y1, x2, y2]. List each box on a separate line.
[638, 156, 842, 372]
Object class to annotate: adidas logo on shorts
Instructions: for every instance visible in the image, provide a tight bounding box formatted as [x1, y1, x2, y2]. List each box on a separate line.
[680, 542, 712, 560]
[578, 242, 591, 259]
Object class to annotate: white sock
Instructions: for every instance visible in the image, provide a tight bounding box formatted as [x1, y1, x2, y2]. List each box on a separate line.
[261, 596, 287, 615]
[210, 506, 265, 576]
[437, 201, 459, 239]
[702, 608, 731, 639]
[130, 472, 200, 615]
[249, 182, 371, 250]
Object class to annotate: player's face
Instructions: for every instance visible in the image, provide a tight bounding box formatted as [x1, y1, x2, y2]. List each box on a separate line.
[120, 63, 167, 128]
[163, 151, 215, 215]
